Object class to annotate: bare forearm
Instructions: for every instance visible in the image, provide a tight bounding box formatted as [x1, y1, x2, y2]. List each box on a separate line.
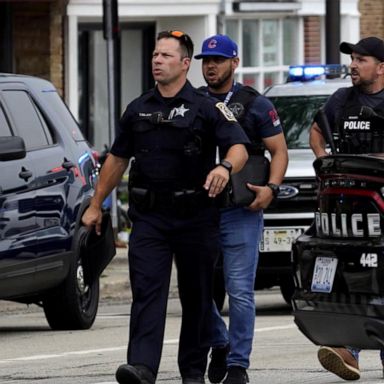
[269, 149, 288, 185]
[223, 144, 248, 174]
[310, 123, 328, 158]
[91, 154, 129, 208]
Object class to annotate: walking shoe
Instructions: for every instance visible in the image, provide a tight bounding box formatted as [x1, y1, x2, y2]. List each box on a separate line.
[115, 364, 155, 384]
[182, 376, 206, 384]
[208, 344, 230, 383]
[223, 366, 249, 384]
[317, 346, 360, 381]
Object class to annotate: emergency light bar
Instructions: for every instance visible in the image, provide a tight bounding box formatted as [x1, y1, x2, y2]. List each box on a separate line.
[288, 64, 349, 82]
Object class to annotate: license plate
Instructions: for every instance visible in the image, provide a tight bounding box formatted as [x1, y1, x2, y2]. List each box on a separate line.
[311, 257, 338, 293]
[259, 228, 304, 252]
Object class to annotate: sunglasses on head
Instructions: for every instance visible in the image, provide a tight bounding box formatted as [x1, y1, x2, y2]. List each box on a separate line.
[158, 30, 194, 58]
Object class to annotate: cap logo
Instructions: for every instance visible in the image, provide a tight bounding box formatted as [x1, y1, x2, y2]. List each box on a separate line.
[207, 39, 217, 49]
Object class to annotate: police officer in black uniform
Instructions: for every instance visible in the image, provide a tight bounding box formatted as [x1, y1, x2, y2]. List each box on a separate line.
[309, 36, 384, 381]
[82, 31, 249, 384]
[310, 36, 384, 158]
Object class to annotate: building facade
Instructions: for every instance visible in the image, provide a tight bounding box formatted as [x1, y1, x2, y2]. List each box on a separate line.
[0, 0, 382, 152]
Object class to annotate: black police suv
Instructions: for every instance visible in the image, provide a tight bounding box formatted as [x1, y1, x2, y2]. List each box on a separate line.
[292, 153, 384, 349]
[292, 102, 384, 348]
[0, 73, 113, 330]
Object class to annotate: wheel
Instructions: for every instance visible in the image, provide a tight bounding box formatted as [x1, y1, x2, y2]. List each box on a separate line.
[43, 242, 100, 330]
[279, 275, 295, 306]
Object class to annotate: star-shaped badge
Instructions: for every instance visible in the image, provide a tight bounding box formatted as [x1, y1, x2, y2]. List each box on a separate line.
[173, 104, 189, 117]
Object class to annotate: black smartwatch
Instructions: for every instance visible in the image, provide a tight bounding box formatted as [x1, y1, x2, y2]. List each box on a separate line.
[219, 160, 233, 174]
[267, 183, 280, 198]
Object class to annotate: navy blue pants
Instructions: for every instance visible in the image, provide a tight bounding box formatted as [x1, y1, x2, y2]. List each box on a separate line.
[126, 205, 220, 379]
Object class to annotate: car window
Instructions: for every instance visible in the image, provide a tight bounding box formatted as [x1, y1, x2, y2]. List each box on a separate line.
[0, 105, 12, 136]
[2, 90, 53, 150]
[41, 91, 86, 142]
[269, 95, 328, 149]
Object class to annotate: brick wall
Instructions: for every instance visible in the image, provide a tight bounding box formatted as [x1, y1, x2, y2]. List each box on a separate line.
[359, 0, 384, 38]
[12, 0, 67, 95]
[304, 16, 321, 64]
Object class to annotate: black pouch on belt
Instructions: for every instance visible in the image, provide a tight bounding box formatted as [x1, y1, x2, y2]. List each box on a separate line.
[129, 187, 154, 211]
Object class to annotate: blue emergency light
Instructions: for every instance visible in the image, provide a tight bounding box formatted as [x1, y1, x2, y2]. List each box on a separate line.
[288, 64, 348, 82]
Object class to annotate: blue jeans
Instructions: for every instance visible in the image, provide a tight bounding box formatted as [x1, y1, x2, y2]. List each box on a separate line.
[211, 207, 263, 368]
[347, 347, 384, 362]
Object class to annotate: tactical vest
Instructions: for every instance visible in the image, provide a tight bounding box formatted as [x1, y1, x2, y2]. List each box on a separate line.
[335, 88, 384, 154]
[129, 100, 205, 192]
[225, 86, 265, 155]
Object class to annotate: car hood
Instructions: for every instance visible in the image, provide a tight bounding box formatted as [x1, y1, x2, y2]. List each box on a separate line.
[284, 149, 316, 178]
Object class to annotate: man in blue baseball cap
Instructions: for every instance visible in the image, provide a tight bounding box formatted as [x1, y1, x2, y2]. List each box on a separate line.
[195, 34, 288, 384]
[194, 34, 238, 59]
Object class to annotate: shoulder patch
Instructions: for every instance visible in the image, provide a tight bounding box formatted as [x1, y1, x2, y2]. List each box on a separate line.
[215, 102, 237, 122]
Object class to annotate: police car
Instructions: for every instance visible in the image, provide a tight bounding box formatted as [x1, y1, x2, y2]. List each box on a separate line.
[289, 66, 384, 348]
[259, 65, 352, 303]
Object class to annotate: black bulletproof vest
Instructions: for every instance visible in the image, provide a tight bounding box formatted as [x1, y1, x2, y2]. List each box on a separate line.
[226, 86, 265, 155]
[336, 88, 384, 154]
[129, 103, 205, 191]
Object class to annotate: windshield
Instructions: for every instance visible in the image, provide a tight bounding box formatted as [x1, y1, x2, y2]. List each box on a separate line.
[269, 95, 329, 149]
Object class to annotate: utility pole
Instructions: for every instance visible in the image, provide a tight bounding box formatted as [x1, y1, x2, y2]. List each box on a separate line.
[103, 0, 120, 236]
[325, 0, 340, 65]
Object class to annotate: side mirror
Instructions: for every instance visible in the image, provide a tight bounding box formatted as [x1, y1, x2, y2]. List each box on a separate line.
[0, 136, 26, 161]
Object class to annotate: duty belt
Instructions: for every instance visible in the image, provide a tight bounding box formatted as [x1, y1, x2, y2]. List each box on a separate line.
[129, 187, 214, 217]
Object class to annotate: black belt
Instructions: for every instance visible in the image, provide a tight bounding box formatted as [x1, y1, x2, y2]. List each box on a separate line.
[129, 187, 213, 216]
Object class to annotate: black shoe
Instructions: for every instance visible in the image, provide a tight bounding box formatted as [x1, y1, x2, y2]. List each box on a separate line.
[208, 345, 230, 383]
[182, 377, 206, 384]
[115, 364, 155, 384]
[223, 366, 249, 384]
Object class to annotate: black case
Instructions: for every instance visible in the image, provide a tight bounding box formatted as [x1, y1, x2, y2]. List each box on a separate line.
[80, 213, 116, 285]
[229, 155, 270, 207]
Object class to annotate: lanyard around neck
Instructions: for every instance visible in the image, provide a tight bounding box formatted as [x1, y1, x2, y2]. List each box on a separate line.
[223, 82, 236, 106]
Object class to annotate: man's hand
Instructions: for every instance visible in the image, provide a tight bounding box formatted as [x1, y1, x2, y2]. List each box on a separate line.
[246, 184, 274, 211]
[204, 165, 230, 198]
[82, 203, 103, 235]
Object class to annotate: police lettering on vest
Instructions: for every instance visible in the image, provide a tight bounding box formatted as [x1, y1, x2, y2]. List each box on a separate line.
[335, 88, 384, 154]
[343, 120, 371, 130]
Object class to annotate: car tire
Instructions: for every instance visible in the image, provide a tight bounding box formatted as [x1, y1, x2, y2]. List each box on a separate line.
[279, 275, 295, 307]
[43, 238, 99, 330]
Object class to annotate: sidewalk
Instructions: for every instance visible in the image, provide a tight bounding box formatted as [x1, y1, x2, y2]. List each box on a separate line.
[99, 244, 180, 302]
[99, 245, 131, 301]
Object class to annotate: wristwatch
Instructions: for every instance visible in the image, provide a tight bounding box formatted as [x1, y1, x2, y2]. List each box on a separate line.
[267, 183, 280, 198]
[219, 160, 233, 174]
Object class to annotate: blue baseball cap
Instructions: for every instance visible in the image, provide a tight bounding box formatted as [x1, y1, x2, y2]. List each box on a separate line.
[194, 34, 238, 59]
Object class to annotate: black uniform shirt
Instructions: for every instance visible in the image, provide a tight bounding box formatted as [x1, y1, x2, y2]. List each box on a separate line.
[111, 81, 249, 184]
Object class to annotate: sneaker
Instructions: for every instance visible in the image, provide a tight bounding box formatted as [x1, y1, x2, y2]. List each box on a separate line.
[317, 346, 360, 381]
[115, 364, 155, 384]
[208, 345, 230, 383]
[182, 377, 206, 384]
[223, 366, 249, 384]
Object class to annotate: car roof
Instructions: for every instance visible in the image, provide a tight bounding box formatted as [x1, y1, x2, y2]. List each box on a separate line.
[264, 77, 352, 97]
[0, 73, 55, 91]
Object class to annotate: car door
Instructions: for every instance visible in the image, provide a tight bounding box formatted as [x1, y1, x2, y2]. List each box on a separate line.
[0, 93, 39, 298]
[0, 84, 70, 289]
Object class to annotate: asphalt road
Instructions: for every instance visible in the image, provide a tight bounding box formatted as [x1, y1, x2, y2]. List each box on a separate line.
[1, 249, 384, 383]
